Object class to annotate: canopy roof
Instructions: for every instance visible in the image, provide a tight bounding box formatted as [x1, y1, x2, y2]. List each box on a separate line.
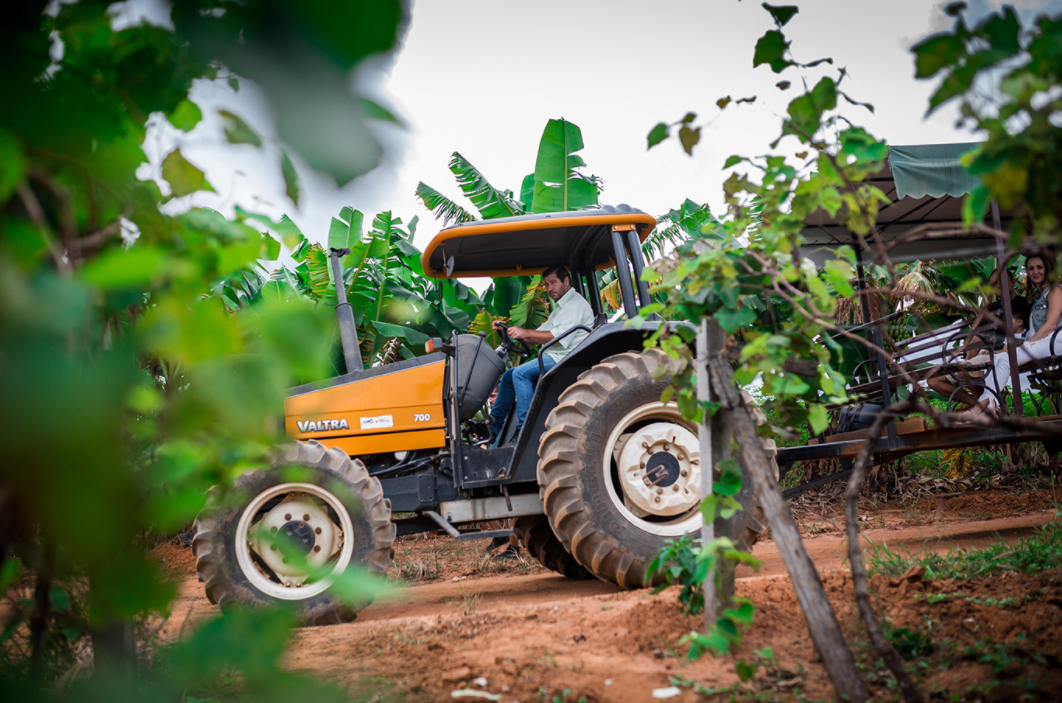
[800, 142, 1011, 265]
[421, 205, 657, 279]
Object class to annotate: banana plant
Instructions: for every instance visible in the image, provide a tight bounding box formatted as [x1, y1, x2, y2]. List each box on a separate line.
[415, 118, 606, 328]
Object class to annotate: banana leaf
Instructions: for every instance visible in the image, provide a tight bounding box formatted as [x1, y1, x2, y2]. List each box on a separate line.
[450, 152, 524, 220]
[414, 182, 476, 226]
[530, 119, 601, 214]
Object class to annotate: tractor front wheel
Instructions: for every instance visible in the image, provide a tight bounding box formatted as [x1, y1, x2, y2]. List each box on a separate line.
[192, 440, 394, 625]
[538, 349, 766, 589]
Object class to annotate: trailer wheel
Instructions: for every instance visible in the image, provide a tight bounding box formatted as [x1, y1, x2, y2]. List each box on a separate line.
[538, 349, 766, 589]
[513, 516, 593, 580]
[192, 440, 394, 625]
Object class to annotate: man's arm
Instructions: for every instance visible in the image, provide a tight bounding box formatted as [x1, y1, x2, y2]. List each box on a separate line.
[508, 327, 554, 345]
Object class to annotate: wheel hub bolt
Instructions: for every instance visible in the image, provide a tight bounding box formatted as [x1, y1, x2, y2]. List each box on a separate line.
[680, 470, 689, 477]
[677, 453, 685, 461]
[640, 461, 646, 469]
[315, 527, 322, 535]
[654, 496, 662, 503]
[655, 487, 663, 495]
[672, 485, 680, 492]
[313, 545, 321, 553]
[270, 526, 278, 533]
[663, 443, 670, 451]
[303, 514, 310, 522]
[643, 477, 652, 486]
[284, 513, 291, 521]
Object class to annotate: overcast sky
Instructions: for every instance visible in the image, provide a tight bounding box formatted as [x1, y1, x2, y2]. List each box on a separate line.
[151, 0, 1060, 282]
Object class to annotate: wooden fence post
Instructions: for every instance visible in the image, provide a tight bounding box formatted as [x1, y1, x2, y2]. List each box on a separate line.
[697, 319, 716, 627]
[708, 356, 868, 703]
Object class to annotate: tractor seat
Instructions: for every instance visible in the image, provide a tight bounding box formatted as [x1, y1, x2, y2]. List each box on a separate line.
[592, 312, 608, 329]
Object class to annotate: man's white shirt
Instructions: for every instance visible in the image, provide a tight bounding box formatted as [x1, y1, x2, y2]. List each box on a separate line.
[538, 287, 595, 362]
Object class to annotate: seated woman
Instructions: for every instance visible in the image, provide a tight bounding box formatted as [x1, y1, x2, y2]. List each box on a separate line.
[927, 266, 1030, 408]
[968, 252, 1062, 416]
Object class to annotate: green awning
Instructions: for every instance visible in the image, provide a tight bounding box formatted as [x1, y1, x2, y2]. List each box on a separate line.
[888, 142, 982, 199]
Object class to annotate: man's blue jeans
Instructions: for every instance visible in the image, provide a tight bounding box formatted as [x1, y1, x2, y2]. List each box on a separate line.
[489, 356, 557, 437]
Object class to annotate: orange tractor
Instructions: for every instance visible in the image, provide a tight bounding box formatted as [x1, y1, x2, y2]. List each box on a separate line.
[193, 206, 764, 624]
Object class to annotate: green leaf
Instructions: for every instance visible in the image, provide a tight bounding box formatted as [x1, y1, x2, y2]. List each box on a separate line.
[0, 129, 27, 203]
[519, 173, 535, 211]
[328, 207, 364, 252]
[715, 462, 743, 497]
[679, 125, 701, 156]
[167, 99, 203, 131]
[415, 182, 476, 226]
[82, 245, 165, 289]
[736, 659, 756, 681]
[277, 215, 305, 251]
[753, 30, 792, 73]
[449, 152, 523, 219]
[784, 77, 837, 141]
[218, 109, 263, 147]
[218, 237, 262, 276]
[281, 150, 300, 205]
[228, 75, 240, 92]
[723, 155, 743, 169]
[162, 149, 214, 198]
[839, 127, 887, 163]
[531, 118, 600, 213]
[647, 123, 669, 149]
[911, 34, 966, 79]
[360, 97, 400, 124]
[714, 305, 756, 332]
[762, 3, 799, 27]
[963, 184, 991, 227]
[371, 320, 429, 346]
[261, 233, 281, 260]
[807, 403, 828, 435]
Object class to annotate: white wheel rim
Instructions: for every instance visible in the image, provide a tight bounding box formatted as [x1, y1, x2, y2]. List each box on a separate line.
[234, 482, 354, 600]
[603, 402, 704, 537]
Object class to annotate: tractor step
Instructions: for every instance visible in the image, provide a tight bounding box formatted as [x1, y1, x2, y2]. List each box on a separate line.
[423, 510, 512, 542]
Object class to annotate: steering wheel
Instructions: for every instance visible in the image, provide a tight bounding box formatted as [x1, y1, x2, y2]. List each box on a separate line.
[494, 322, 533, 359]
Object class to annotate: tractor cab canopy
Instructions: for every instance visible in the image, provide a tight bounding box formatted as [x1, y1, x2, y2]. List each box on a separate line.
[421, 204, 658, 318]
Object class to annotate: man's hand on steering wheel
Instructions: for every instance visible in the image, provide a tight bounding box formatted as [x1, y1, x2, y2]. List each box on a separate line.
[492, 321, 533, 359]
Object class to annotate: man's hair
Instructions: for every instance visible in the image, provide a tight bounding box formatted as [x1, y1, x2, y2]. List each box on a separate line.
[542, 265, 571, 283]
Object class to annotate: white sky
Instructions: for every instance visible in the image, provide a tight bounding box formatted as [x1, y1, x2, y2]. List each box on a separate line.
[147, 0, 1060, 286]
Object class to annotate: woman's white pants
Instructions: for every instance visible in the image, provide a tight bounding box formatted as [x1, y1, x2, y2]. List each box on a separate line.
[978, 334, 1062, 408]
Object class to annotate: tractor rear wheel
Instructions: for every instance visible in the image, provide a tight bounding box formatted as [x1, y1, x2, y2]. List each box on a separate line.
[538, 349, 766, 589]
[513, 516, 592, 580]
[192, 440, 394, 625]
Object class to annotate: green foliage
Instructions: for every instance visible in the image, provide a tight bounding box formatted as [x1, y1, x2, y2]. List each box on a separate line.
[0, 0, 403, 692]
[911, 6, 1062, 239]
[884, 623, 935, 660]
[864, 519, 1062, 580]
[647, 471, 761, 660]
[530, 119, 601, 213]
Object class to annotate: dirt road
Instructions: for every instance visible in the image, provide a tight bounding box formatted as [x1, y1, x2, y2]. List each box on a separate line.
[155, 499, 1062, 703]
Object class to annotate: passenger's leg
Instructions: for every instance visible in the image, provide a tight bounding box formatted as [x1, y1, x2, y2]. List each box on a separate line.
[512, 356, 557, 430]
[976, 341, 1046, 410]
[489, 368, 517, 435]
[928, 374, 979, 409]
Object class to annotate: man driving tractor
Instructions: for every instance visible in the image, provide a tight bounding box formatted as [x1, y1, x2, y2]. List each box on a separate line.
[489, 265, 594, 441]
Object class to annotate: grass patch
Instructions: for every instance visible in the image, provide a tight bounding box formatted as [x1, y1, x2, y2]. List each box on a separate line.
[865, 519, 1062, 579]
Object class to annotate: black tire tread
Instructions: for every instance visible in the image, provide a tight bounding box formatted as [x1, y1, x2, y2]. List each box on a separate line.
[513, 516, 593, 580]
[192, 440, 394, 625]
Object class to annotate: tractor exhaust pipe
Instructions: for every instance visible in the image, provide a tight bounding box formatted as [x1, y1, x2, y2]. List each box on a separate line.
[328, 248, 363, 373]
